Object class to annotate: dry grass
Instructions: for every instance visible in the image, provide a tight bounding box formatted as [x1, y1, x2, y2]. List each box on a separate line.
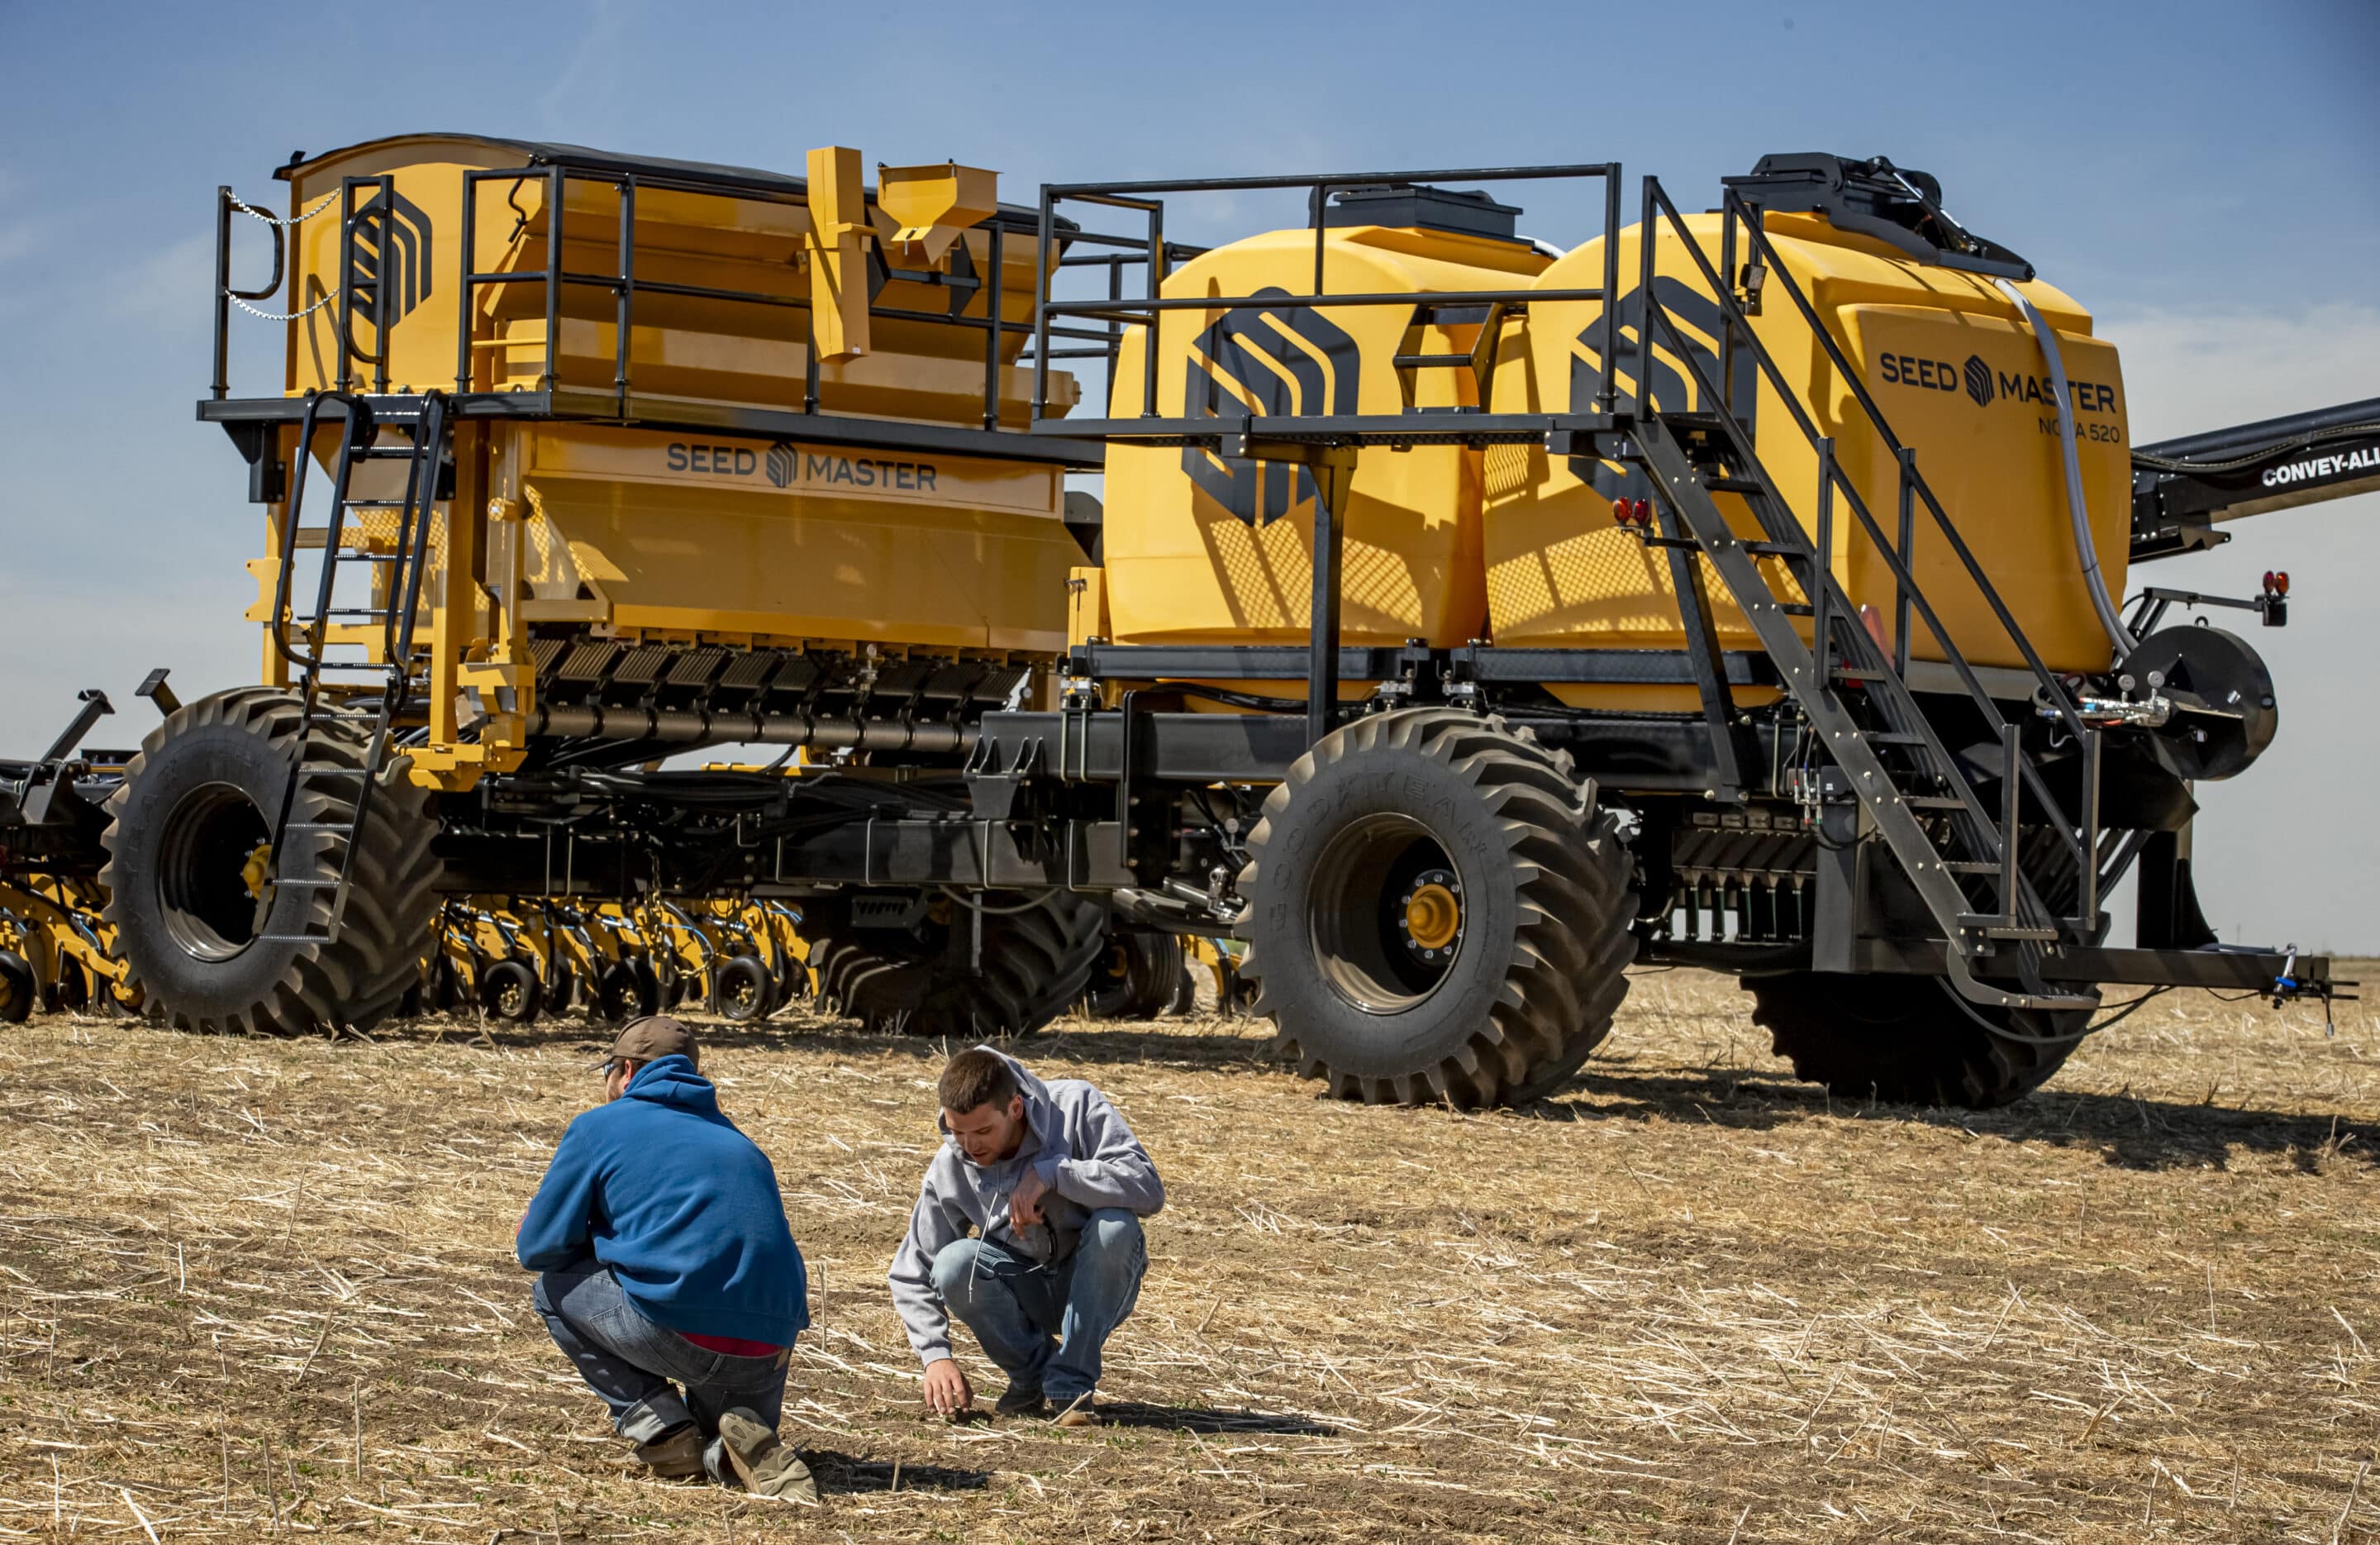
[0, 968, 2374, 1543]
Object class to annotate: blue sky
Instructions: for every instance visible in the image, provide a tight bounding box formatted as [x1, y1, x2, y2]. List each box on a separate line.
[1, 0, 2374, 945]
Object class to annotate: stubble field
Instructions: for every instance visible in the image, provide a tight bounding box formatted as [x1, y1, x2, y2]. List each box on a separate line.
[0, 967, 2373, 1543]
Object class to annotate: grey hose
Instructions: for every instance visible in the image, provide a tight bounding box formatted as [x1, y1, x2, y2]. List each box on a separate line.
[1997, 278, 2137, 661]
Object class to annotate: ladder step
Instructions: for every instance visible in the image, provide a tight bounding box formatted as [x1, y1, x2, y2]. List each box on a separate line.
[1742, 541, 1805, 556]
[281, 822, 355, 833]
[1778, 603, 1813, 617]
[269, 877, 343, 889]
[1831, 665, 1891, 682]
[1868, 732, 1930, 745]
[1702, 477, 1766, 494]
[1971, 924, 2060, 942]
[1944, 861, 2002, 874]
[293, 765, 374, 778]
[259, 932, 333, 943]
[1906, 795, 1968, 808]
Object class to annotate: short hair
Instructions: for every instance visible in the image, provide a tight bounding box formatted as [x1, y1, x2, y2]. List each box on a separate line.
[939, 1049, 1019, 1115]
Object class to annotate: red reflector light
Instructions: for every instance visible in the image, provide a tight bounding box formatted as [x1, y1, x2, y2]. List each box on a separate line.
[2273, 570, 2290, 595]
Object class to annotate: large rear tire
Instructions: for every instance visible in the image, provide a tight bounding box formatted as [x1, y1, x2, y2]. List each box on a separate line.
[1239, 708, 1638, 1107]
[809, 889, 1107, 1038]
[1745, 971, 2097, 1109]
[98, 688, 442, 1036]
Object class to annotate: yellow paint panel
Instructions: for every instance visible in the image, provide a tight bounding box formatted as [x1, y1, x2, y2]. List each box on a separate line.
[517, 425, 1070, 651]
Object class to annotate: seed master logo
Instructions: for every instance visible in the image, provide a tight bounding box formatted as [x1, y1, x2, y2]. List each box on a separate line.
[765, 441, 797, 489]
[1963, 354, 1993, 407]
[1180, 288, 1359, 529]
[1879, 348, 2121, 417]
[344, 187, 435, 332]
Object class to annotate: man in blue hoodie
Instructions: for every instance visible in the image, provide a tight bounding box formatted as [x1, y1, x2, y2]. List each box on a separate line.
[516, 1016, 814, 1501]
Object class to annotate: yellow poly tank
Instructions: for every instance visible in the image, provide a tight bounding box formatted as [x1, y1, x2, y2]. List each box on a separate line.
[1488, 212, 2130, 710]
[1100, 210, 1549, 682]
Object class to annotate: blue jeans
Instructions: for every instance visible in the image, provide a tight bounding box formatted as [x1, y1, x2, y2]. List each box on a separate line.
[931, 1209, 1146, 1404]
[533, 1262, 791, 1483]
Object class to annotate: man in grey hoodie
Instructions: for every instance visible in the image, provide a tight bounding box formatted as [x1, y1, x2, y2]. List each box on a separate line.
[888, 1047, 1164, 1426]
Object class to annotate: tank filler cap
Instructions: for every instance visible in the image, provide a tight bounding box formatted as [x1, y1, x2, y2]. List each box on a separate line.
[1724, 153, 2034, 281]
[1320, 184, 1526, 244]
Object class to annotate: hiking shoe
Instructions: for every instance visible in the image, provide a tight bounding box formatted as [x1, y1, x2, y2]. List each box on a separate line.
[1051, 1395, 1099, 1428]
[716, 1408, 818, 1504]
[994, 1384, 1050, 1419]
[631, 1423, 707, 1479]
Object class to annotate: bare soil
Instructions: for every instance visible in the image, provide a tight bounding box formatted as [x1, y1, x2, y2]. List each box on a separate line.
[0, 969, 2373, 1543]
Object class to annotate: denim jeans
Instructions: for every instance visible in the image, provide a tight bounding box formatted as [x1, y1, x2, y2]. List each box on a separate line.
[931, 1208, 1145, 1404]
[533, 1261, 792, 1483]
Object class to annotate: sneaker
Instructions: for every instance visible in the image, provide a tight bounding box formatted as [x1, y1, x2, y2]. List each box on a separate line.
[1050, 1395, 1099, 1428]
[994, 1385, 1050, 1419]
[716, 1408, 818, 1504]
[631, 1423, 707, 1479]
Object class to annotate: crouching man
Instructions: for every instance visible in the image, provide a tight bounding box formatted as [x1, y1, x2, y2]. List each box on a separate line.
[516, 1017, 816, 1501]
[888, 1047, 1164, 1426]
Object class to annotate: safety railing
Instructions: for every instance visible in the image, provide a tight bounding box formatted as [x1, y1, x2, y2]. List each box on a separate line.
[209, 164, 1107, 436]
[453, 164, 1110, 428]
[1027, 163, 1626, 439]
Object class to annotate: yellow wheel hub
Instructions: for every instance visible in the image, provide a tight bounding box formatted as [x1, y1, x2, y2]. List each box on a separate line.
[240, 842, 274, 901]
[1402, 881, 1461, 952]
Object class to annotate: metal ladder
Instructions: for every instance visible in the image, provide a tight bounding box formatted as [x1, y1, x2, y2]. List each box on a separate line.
[1627, 181, 2101, 1012]
[262, 390, 450, 945]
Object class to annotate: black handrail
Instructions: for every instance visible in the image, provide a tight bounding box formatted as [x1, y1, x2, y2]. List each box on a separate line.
[1028, 163, 1626, 428]
[452, 165, 1075, 430]
[212, 187, 286, 401]
[269, 392, 373, 672]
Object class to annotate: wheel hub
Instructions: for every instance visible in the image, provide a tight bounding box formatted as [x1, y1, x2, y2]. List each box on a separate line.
[1399, 871, 1463, 958]
[240, 842, 274, 901]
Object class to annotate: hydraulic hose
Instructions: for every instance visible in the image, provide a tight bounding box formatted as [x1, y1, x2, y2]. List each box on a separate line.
[1997, 279, 2137, 662]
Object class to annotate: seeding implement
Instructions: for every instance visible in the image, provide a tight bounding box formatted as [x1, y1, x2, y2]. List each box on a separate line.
[6, 136, 2372, 1106]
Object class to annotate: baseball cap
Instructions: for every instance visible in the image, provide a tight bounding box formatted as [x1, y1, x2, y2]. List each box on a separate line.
[597, 1014, 699, 1071]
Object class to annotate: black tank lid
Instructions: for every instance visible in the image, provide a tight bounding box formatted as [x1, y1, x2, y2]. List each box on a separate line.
[1321, 184, 1525, 244]
[1726, 153, 2032, 280]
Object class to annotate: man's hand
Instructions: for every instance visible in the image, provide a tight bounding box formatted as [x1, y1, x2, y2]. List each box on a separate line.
[922, 1357, 973, 1419]
[1010, 1166, 1050, 1231]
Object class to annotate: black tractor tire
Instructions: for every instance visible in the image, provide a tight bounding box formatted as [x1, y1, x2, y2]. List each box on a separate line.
[545, 966, 580, 1017]
[595, 960, 659, 1025]
[1085, 927, 1187, 1020]
[1239, 708, 1638, 1108]
[479, 958, 542, 1024]
[0, 950, 32, 1023]
[98, 688, 441, 1036]
[810, 889, 1108, 1038]
[1745, 971, 2097, 1109]
[712, 954, 772, 1022]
